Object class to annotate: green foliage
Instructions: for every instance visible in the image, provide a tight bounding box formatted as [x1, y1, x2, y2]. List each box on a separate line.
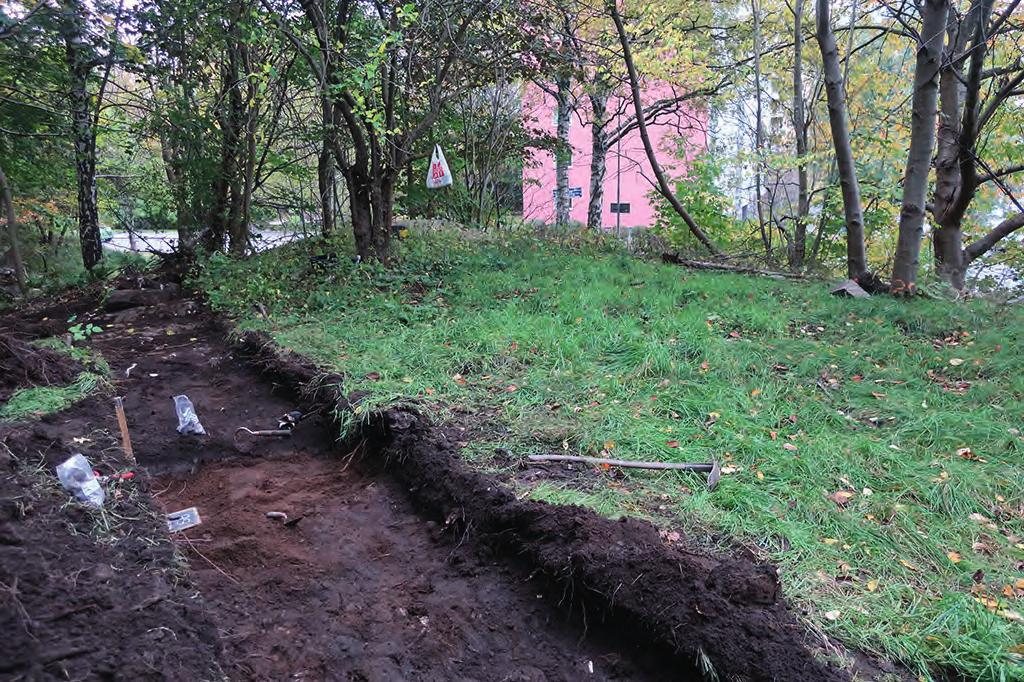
[199, 231, 1024, 680]
[97, 107, 177, 231]
[814, 186, 898, 273]
[653, 153, 742, 253]
[66, 317, 102, 342]
[402, 84, 533, 227]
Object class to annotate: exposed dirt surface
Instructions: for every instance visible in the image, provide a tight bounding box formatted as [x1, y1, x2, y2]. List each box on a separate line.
[0, 280, 851, 681]
[0, 409, 222, 682]
[160, 453, 680, 681]
[0, 334, 83, 403]
[238, 332, 851, 682]
[0, 280, 107, 341]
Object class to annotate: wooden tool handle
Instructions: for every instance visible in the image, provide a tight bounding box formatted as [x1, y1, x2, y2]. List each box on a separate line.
[114, 397, 135, 463]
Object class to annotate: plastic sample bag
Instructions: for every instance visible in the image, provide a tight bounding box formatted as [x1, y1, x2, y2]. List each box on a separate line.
[425, 144, 453, 189]
[173, 395, 206, 435]
[56, 454, 105, 507]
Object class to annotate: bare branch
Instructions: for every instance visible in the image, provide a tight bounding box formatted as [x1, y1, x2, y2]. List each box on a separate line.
[964, 212, 1024, 262]
[978, 163, 1024, 183]
[976, 68, 1024, 133]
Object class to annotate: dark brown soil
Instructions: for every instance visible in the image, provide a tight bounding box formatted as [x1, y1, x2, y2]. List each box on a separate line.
[0, 282, 852, 682]
[0, 334, 83, 403]
[0, 280, 106, 341]
[238, 334, 850, 682]
[159, 453, 680, 681]
[0, 410, 222, 682]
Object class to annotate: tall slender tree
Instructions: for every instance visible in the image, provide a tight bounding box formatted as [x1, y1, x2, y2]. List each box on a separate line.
[608, 0, 720, 255]
[889, 0, 949, 293]
[59, 0, 103, 269]
[815, 0, 868, 280]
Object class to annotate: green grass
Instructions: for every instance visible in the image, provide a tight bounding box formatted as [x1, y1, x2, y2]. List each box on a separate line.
[198, 230, 1024, 680]
[0, 372, 103, 421]
[1, 341, 108, 422]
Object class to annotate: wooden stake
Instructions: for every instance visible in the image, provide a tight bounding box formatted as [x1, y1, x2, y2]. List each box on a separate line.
[114, 397, 135, 463]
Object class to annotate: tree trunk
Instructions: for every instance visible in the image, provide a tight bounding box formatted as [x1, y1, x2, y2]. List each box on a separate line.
[226, 25, 252, 257]
[61, 0, 102, 271]
[233, 123, 257, 256]
[891, 0, 949, 294]
[932, 17, 967, 287]
[587, 91, 609, 232]
[147, 74, 193, 252]
[157, 132, 191, 251]
[752, 0, 771, 259]
[608, 2, 720, 255]
[932, 0, 992, 289]
[816, 0, 868, 279]
[371, 174, 395, 262]
[208, 32, 245, 254]
[809, 0, 858, 269]
[318, 142, 336, 237]
[346, 169, 374, 261]
[791, 0, 809, 270]
[554, 75, 572, 230]
[0, 162, 27, 293]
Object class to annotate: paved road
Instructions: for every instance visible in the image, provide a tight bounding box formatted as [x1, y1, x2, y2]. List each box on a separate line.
[104, 230, 302, 254]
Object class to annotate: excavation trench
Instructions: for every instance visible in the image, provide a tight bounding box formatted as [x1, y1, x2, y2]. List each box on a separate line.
[1, 285, 848, 681]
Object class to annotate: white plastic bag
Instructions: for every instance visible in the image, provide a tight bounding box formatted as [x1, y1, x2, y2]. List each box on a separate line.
[425, 144, 453, 189]
[56, 454, 105, 507]
[173, 395, 206, 435]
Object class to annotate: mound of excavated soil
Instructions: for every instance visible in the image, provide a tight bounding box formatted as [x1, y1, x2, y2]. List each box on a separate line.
[0, 334, 83, 403]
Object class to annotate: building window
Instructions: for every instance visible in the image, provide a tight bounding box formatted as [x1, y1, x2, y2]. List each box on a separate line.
[552, 109, 572, 130]
[553, 151, 572, 167]
[610, 202, 631, 214]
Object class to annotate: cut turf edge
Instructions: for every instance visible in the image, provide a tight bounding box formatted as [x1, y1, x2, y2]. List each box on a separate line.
[231, 327, 851, 682]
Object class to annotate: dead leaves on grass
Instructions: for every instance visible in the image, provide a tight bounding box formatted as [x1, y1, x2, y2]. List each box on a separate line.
[971, 581, 1024, 623]
[926, 369, 971, 394]
[828, 490, 856, 508]
[957, 447, 986, 463]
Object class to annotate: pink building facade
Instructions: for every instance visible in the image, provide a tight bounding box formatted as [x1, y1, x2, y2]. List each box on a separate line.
[522, 83, 707, 230]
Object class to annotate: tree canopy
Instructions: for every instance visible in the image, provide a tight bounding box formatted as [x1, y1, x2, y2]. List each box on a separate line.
[1, 0, 1022, 296]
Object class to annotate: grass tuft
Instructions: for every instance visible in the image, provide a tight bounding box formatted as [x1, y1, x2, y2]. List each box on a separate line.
[0, 372, 103, 422]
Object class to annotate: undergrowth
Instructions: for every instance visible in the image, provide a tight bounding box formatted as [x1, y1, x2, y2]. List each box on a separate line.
[197, 229, 1024, 681]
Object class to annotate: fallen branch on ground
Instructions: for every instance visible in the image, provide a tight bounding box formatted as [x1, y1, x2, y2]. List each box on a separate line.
[527, 454, 713, 471]
[661, 254, 807, 280]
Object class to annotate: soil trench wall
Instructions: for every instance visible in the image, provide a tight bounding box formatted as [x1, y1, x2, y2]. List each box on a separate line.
[233, 330, 848, 682]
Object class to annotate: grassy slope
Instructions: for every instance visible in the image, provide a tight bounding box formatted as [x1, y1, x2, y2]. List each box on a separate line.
[200, 232, 1024, 680]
